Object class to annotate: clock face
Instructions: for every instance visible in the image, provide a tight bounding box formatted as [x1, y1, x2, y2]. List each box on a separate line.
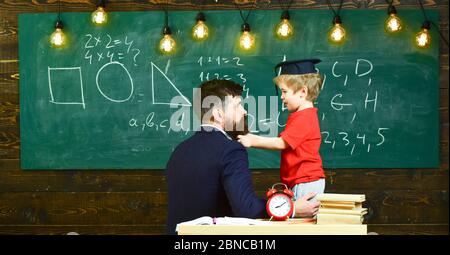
[267, 194, 293, 218]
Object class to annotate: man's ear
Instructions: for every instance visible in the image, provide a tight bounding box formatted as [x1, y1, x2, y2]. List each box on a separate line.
[211, 107, 224, 124]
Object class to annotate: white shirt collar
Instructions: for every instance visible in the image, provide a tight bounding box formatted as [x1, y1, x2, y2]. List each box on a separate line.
[200, 124, 232, 140]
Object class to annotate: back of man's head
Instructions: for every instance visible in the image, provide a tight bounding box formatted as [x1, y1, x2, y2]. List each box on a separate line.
[195, 79, 243, 122]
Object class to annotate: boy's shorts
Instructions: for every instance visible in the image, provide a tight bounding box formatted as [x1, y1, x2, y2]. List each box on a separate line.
[292, 178, 325, 201]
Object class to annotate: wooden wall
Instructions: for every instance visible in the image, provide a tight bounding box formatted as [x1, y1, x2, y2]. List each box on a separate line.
[0, 0, 448, 235]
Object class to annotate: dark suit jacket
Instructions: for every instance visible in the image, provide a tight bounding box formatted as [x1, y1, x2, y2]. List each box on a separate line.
[166, 127, 267, 235]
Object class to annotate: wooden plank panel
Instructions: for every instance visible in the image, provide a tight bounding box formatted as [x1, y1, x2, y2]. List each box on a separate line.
[439, 141, 449, 169]
[0, 192, 167, 225]
[348, 191, 448, 224]
[0, 30, 18, 53]
[0, 12, 18, 37]
[0, 101, 18, 128]
[0, 225, 166, 235]
[368, 224, 449, 235]
[0, 190, 447, 225]
[438, 6, 449, 55]
[0, 81, 18, 96]
[440, 88, 448, 108]
[0, 102, 19, 128]
[0, 167, 169, 192]
[0, 0, 438, 14]
[441, 54, 449, 69]
[440, 109, 449, 131]
[0, 129, 19, 159]
[253, 190, 449, 224]
[0, 93, 18, 104]
[0, 55, 19, 96]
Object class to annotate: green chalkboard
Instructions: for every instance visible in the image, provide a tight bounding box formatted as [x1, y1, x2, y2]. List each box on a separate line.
[19, 9, 439, 169]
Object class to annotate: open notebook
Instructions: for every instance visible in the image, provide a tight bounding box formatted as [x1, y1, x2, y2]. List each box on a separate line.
[176, 216, 273, 232]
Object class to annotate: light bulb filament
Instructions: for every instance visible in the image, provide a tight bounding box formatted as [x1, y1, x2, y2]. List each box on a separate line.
[386, 13, 402, 33]
[50, 28, 66, 47]
[329, 23, 346, 43]
[92, 6, 108, 25]
[415, 29, 431, 48]
[160, 34, 176, 54]
[276, 19, 293, 39]
[192, 20, 209, 41]
[239, 31, 255, 50]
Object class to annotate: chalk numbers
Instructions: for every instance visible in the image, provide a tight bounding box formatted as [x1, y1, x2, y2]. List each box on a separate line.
[197, 56, 243, 67]
[321, 128, 389, 155]
[197, 56, 247, 82]
[84, 34, 141, 66]
[197, 56, 250, 98]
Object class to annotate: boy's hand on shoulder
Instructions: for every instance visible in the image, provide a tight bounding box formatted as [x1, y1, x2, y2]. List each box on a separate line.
[237, 134, 257, 148]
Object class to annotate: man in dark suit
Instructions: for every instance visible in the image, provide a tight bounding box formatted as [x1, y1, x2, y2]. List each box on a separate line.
[166, 79, 320, 235]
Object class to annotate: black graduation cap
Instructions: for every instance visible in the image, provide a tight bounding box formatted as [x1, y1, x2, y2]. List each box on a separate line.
[273, 59, 321, 95]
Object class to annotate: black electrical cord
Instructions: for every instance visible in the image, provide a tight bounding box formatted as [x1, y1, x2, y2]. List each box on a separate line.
[194, 0, 207, 21]
[58, 0, 61, 22]
[385, 0, 397, 14]
[162, 0, 171, 35]
[165, 0, 168, 27]
[277, 0, 294, 11]
[234, 0, 252, 25]
[385, 0, 393, 8]
[55, 0, 63, 29]
[195, 0, 207, 12]
[97, 0, 106, 8]
[164, 10, 168, 28]
[417, 0, 429, 21]
[326, 0, 343, 18]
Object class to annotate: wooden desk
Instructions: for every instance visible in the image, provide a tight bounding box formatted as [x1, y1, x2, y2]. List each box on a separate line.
[177, 219, 367, 235]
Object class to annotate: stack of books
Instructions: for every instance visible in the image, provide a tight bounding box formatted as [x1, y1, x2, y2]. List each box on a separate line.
[315, 193, 367, 225]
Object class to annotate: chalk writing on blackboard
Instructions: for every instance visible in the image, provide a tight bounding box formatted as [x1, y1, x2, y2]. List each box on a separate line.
[96, 61, 134, 103]
[47, 66, 86, 109]
[151, 62, 192, 107]
[84, 34, 141, 66]
[197, 55, 250, 98]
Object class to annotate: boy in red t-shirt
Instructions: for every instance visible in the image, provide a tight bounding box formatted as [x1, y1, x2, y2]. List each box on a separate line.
[238, 59, 325, 202]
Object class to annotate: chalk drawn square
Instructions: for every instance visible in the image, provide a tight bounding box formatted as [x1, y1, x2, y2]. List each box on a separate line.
[47, 67, 85, 109]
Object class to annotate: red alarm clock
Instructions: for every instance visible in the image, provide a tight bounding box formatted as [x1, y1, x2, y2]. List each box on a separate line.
[266, 183, 294, 221]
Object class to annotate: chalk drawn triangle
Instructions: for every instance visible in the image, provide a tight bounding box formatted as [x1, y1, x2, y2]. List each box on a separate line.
[151, 62, 191, 106]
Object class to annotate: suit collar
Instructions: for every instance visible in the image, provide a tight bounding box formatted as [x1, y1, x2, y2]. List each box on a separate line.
[200, 124, 232, 140]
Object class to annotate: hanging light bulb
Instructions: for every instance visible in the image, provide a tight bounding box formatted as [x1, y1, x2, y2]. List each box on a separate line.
[328, 15, 346, 44]
[275, 10, 294, 39]
[239, 23, 255, 51]
[415, 21, 431, 48]
[50, 20, 66, 48]
[159, 26, 176, 54]
[385, 5, 402, 33]
[91, 1, 108, 25]
[192, 12, 209, 41]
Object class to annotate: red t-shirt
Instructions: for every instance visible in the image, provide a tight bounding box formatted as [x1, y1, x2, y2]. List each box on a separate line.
[279, 107, 325, 188]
